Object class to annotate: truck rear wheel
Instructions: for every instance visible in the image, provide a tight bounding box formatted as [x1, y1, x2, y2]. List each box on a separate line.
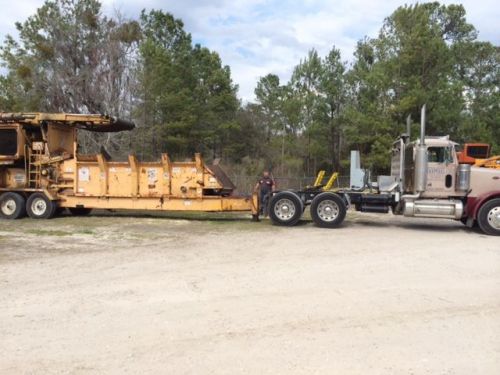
[0, 192, 27, 220]
[269, 191, 303, 226]
[26, 193, 56, 219]
[310, 192, 346, 228]
[477, 198, 500, 236]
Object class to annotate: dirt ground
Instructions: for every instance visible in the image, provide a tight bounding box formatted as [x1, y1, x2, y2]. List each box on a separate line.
[1, 210, 499, 374]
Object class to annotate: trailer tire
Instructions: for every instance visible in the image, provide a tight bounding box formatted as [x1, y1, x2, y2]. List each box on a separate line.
[0, 192, 27, 220]
[477, 198, 500, 236]
[310, 192, 346, 228]
[26, 193, 56, 219]
[68, 207, 92, 216]
[269, 191, 302, 226]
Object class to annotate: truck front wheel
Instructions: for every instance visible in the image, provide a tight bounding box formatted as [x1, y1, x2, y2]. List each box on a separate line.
[26, 193, 56, 219]
[269, 192, 303, 226]
[0, 192, 27, 219]
[310, 192, 347, 228]
[477, 198, 500, 236]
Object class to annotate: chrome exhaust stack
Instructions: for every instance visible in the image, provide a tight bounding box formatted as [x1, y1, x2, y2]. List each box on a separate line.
[406, 114, 411, 141]
[414, 105, 428, 193]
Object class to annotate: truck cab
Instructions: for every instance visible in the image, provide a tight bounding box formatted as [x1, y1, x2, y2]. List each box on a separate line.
[421, 137, 460, 198]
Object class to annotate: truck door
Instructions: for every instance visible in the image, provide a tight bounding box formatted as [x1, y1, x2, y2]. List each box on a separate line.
[425, 146, 456, 196]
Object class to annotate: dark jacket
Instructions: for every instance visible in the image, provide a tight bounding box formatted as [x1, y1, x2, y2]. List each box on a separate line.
[258, 176, 275, 194]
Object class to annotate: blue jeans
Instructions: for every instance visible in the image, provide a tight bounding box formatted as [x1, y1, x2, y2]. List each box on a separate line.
[260, 191, 271, 216]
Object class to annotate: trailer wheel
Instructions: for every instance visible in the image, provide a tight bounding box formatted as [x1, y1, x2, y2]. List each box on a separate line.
[26, 193, 56, 219]
[477, 198, 500, 236]
[0, 192, 27, 220]
[269, 191, 302, 226]
[310, 192, 346, 228]
[68, 207, 92, 216]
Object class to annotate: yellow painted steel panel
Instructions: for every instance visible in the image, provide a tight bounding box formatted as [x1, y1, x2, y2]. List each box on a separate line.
[59, 195, 256, 212]
[108, 165, 134, 197]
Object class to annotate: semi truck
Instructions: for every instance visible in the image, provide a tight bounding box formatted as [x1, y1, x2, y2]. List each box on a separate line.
[0, 113, 258, 220]
[268, 106, 500, 236]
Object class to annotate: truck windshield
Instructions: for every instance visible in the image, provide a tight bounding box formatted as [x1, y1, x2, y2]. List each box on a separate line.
[428, 147, 453, 163]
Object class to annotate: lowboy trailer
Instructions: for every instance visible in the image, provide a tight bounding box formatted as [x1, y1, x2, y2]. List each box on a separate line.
[268, 106, 500, 236]
[0, 113, 258, 220]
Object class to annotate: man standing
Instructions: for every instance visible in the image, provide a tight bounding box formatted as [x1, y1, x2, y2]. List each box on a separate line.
[254, 170, 276, 216]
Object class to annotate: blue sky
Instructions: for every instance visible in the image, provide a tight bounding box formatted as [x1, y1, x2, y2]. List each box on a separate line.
[0, 0, 498, 101]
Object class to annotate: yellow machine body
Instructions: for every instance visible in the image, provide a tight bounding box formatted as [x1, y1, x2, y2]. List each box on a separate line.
[0, 113, 258, 216]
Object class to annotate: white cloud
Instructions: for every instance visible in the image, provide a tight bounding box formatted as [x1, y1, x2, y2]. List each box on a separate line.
[0, 0, 498, 102]
[0, 0, 42, 36]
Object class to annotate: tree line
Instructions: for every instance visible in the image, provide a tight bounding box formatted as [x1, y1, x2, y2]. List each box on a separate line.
[0, 0, 498, 177]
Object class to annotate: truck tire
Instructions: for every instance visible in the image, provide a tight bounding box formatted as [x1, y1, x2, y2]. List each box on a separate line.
[477, 198, 500, 236]
[310, 192, 347, 228]
[26, 193, 56, 219]
[0, 192, 27, 219]
[68, 207, 92, 216]
[269, 191, 303, 226]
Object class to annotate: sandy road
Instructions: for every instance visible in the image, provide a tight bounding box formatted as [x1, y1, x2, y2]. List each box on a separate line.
[0, 212, 499, 374]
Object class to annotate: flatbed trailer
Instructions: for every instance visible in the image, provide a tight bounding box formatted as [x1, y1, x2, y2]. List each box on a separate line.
[0, 113, 258, 220]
